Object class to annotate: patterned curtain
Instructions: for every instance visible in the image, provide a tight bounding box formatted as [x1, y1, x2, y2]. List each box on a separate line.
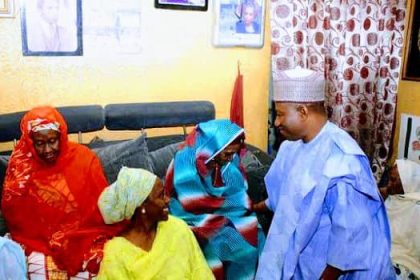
[270, 0, 407, 180]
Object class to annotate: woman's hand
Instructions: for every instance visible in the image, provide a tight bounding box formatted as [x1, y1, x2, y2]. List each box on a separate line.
[251, 200, 269, 213]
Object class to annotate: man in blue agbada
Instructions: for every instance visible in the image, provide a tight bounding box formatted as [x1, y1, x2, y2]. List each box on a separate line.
[253, 68, 396, 279]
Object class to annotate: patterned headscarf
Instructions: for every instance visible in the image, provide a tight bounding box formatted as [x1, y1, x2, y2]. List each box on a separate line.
[98, 166, 157, 224]
[181, 119, 245, 179]
[27, 118, 60, 133]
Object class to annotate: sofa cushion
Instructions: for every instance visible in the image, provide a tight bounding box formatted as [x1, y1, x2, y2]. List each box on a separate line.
[0, 155, 9, 236]
[148, 142, 181, 179]
[0, 155, 9, 198]
[246, 166, 273, 235]
[147, 135, 185, 152]
[0, 209, 6, 236]
[93, 133, 154, 184]
[246, 144, 274, 166]
[0, 155, 9, 178]
[242, 150, 264, 171]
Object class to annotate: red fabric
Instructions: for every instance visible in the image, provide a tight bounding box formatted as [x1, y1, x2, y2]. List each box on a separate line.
[1, 106, 125, 276]
[192, 215, 228, 243]
[183, 127, 198, 148]
[165, 161, 175, 197]
[237, 219, 258, 247]
[212, 163, 224, 187]
[212, 265, 224, 280]
[230, 65, 244, 128]
[181, 196, 225, 214]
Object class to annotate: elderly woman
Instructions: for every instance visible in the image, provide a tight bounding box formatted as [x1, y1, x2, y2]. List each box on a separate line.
[1, 106, 124, 278]
[165, 119, 265, 280]
[97, 166, 214, 280]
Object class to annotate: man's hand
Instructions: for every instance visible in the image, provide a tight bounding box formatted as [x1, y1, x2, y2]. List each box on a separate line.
[320, 265, 342, 280]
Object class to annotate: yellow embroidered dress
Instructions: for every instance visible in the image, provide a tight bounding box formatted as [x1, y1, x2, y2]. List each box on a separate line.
[97, 215, 214, 280]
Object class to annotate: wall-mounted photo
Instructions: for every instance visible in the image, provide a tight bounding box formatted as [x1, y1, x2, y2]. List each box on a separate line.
[155, 0, 208, 11]
[213, 0, 265, 48]
[21, 0, 82, 56]
[402, 0, 420, 80]
[0, 0, 14, 18]
[83, 0, 142, 56]
[398, 113, 420, 163]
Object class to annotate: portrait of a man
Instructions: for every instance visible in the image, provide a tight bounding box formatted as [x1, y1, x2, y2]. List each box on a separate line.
[22, 0, 82, 56]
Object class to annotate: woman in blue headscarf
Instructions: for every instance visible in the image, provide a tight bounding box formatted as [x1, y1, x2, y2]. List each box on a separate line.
[165, 119, 264, 280]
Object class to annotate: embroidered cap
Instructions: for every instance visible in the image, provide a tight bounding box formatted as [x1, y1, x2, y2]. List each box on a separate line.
[273, 67, 325, 102]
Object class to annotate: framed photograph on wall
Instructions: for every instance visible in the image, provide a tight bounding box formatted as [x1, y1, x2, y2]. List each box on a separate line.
[155, 0, 208, 11]
[21, 0, 83, 56]
[398, 113, 420, 163]
[213, 0, 265, 48]
[402, 0, 420, 80]
[0, 0, 14, 18]
[83, 0, 143, 55]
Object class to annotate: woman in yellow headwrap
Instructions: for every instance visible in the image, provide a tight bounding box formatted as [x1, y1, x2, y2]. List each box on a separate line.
[97, 166, 214, 280]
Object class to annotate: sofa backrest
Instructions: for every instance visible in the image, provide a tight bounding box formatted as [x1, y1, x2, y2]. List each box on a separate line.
[0, 105, 105, 143]
[0, 101, 216, 143]
[105, 101, 215, 131]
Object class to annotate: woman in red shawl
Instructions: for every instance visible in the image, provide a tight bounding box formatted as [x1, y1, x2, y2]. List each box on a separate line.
[1, 106, 124, 278]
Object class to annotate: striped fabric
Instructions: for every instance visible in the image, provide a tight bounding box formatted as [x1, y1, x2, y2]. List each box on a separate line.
[165, 119, 264, 280]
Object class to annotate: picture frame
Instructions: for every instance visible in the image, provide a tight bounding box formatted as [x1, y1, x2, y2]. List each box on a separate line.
[21, 0, 83, 56]
[0, 0, 14, 18]
[213, 0, 265, 48]
[155, 0, 208, 11]
[398, 113, 420, 163]
[402, 0, 420, 80]
[83, 0, 143, 55]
